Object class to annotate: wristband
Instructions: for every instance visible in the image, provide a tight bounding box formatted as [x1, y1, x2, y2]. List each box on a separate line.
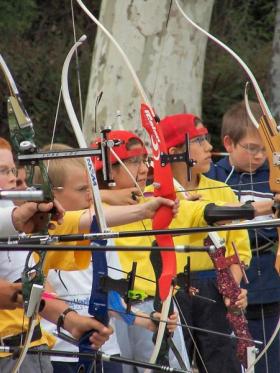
[57, 307, 77, 332]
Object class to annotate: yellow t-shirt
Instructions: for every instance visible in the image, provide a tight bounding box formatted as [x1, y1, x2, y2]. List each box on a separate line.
[113, 198, 211, 296]
[44, 210, 91, 273]
[114, 176, 251, 296]
[0, 210, 91, 357]
[174, 174, 251, 273]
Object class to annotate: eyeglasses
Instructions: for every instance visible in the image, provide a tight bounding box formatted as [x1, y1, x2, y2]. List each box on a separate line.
[190, 134, 211, 146]
[0, 167, 18, 177]
[238, 143, 266, 156]
[123, 156, 151, 168]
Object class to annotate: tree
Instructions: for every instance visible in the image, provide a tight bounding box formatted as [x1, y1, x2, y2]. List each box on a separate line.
[84, 0, 214, 143]
[203, 0, 276, 148]
[0, 0, 100, 146]
[0, 1, 276, 148]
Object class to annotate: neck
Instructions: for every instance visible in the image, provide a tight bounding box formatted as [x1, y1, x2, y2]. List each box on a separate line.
[228, 155, 240, 171]
[173, 168, 200, 191]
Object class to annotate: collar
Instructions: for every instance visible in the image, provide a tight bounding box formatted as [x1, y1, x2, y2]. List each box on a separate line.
[216, 157, 269, 174]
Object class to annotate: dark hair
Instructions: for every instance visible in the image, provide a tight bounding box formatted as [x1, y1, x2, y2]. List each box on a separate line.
[96, 137, 143, 189]
[221, 101, 262, 145]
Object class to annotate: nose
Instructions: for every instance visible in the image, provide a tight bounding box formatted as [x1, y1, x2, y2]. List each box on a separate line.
[204, 139, 213, 152]
[138, 161, 149, 177]
[8, 173, 17, 187]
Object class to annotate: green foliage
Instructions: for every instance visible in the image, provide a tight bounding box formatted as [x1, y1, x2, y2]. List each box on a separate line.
[0, 0, 100, 146]
[203, 0, 276, 149]
[0, 0, 276, 151]
[0, 0, 38, 36]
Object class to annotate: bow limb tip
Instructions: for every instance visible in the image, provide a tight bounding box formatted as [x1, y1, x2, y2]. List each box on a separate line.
[78, 34, 87, 43]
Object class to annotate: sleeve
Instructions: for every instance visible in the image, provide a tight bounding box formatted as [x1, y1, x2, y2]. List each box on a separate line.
[175, 199, 227, 229]
[177, 198, 251, 266]
[42, 210, 92, 274]
[221, 187, 252, 265]
[225, 228, 251, 266]
[0, 206, 18, 237]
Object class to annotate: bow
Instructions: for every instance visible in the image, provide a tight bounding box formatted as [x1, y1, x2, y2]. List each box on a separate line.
[2, 216, 280, 246]
[174, 1, 280, 371]
[0, 345, 187, 373]
[0, 54, 53, 372]
[60, 33, 161, 371]
[140, 107, 177, 368]
[61, 34, 117, 373]
[174, 177, 256, 369]
[206, 233, 255, 369]
[75, 0, 178, 367]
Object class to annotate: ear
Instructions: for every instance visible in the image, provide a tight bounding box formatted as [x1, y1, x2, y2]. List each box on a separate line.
[168, 146, 178, 155]
[223, 135, 235, 153]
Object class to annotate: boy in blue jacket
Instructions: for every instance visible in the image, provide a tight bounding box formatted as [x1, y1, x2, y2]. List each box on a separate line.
[206, 100, 280, 373]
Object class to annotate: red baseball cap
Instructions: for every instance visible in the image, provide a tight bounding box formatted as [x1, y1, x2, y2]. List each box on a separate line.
[159, 114, 208, 149]
[91, 130, 147, 171]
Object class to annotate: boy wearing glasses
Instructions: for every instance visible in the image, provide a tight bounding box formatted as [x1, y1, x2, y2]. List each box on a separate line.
[158, 114, 251, 373]
[206, 101, 280, 373]
[94, 125, 270, 373]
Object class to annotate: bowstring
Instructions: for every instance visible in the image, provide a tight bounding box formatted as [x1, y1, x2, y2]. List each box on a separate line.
[173, 293, 209, 373]
[47, 0, 84, 161]
[44, 290, 259, 347]
[108, 147, 152, 236]
[173, 180, 269, 194]
[150, 0, 173, 109]
[70, 0, 84, 126]
[74, 1, 195, 368]
[172, 180, 211, 372]
[47, 88, 62, 171]
[245, 110, 269, 373]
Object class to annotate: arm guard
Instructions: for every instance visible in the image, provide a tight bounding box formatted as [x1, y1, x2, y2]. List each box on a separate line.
[204, 202, 255, 225]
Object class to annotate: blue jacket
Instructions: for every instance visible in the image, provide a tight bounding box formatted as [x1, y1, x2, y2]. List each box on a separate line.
[206, 158, 280, 304]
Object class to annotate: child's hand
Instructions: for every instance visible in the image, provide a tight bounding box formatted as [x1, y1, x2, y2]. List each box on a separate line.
[166, 311, 178, 333]
[223, 288, 247, 311]
[132, 309, 178, 333]
[101, 188, 141, 205]
[150, 311, 178, 333]
[234, 288, 248, 309]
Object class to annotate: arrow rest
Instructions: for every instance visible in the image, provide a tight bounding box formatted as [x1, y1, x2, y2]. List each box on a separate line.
[99, 261, 147, 312]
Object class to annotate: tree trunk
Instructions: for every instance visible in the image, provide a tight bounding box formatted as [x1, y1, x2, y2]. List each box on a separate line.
[269, 0, 280, 124]
[84, 0, 214, 143]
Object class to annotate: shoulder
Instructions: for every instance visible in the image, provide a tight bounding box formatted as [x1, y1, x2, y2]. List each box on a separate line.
[199, 175, 237, 202]
[51, 210, 85, 235]
[200, 174, 229, 188]
[205, 158, 231, 181]
[0, 205, 17, 236]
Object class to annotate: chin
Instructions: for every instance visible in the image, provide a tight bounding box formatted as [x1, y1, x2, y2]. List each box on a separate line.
[243, 166, 258, 173]
[198, 165, 210, 174]
[138, 184, 146, 192]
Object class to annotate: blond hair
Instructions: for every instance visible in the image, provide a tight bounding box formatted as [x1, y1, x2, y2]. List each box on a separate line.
[33, 143, 86, 187]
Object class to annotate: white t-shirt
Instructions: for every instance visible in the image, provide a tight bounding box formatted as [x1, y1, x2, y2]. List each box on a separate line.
[0, 201, 30, 281]
[42, 247, 122, 361]
[0, 201, 18, 237]
[0, 250, 30, 282]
